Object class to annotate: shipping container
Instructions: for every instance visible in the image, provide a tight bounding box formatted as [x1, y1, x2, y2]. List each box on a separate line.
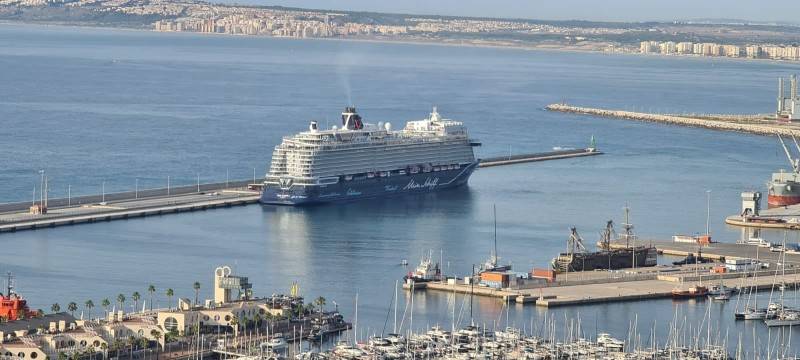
[481, 272, 510, 282]
[531, 268, 557, 282]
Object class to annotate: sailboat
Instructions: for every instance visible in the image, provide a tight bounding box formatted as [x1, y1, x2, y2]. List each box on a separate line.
[765, 232, 800, 327]
[734, 244, 767, 320]
[479, 205, 511, 273]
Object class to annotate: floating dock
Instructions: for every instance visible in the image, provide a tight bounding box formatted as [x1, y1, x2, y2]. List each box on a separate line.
[407, 240, 800, 307]
[545, 103, 798, 137]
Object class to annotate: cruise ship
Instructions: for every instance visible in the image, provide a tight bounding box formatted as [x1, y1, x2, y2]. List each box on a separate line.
[260, 107, 480, 205]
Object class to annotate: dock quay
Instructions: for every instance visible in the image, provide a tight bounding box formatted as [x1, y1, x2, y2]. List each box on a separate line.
[406, 240, 800, 307]
[478, 148, 601, 167]
[545, 103, 800, 137]
[606, 239, 800, 263]
[406, 265, 800, 308]
[725, 203, 800, 230]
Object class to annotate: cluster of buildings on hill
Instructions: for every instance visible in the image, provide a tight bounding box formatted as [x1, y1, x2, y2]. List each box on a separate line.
[153, 14, 407, 38]
[0, 266, 343, 360]
[640, 41, 800, 61]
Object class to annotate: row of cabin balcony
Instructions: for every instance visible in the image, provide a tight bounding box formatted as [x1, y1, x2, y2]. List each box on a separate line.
[278, 142, 472, 159]
[283, 154, 475, 172]
[280, 135, 470, 151]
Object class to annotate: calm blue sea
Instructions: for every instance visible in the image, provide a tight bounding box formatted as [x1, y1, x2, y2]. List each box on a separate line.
[2, 23, 800, 356]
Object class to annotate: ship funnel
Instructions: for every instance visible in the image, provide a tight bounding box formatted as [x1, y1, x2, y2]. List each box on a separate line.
[309, 121, 318, 132]
[341, 107, 364, 130]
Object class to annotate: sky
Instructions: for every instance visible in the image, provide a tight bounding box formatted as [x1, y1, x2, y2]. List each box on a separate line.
[232, 0, 800, 23]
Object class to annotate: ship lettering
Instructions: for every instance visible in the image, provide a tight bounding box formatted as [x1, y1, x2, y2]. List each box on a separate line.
[404, 177, 439, 190]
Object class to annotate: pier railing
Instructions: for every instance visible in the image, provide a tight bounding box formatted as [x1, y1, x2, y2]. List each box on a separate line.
[0, 180, 253, 214]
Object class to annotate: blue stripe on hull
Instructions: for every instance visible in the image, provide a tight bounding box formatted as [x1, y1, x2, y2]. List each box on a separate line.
[260, 162, 478, 205]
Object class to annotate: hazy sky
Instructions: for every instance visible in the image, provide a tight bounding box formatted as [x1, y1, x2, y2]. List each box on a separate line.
[242, 0, 800, 23]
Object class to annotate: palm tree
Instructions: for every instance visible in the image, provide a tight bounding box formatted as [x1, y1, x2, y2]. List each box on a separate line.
[150, 329, 162, 351]
[100, 342, 108, 360]
[51, 303, 61, 313]
[127, 336, 136, 360]
[132, 292, 141, 312]
[192, 282, 201, 305]
[253, 313, 263, 329]
[315, 296, 326, 314]
[101, 298, 111, 315]
[85, 300, 95, 319]
[87, 345, 96, 360]
[147, 285, 156, 311]
[67, 302, 78, 316]
[229, 315, 239, 336]
[165, 288, 174, 310]
[117, 294, 126, 312]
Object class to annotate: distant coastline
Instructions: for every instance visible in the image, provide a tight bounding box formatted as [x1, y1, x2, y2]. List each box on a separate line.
[4, 18, 800, 68]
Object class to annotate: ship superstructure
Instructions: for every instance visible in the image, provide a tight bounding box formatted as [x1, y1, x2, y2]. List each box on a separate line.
[768, 135, 800, 207]
[260, 107, 480, 205]
[0, 272, 36, 321]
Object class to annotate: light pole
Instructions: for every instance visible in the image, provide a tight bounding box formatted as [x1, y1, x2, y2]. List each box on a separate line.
[135, 178, 139, 199]
[253, 167, 256, 184]
[68, 185, 71, 206]
[197, 172, 200, 193]
[226, 169, 229, 188]
[38, 170, 44, 208]
[102, 181, 105, 203]
[167, 176, 170, 196]
[706, 190, 712, 237]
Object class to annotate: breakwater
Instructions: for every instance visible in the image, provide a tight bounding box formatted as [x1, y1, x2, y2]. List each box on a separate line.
[546, 103, 800, 137]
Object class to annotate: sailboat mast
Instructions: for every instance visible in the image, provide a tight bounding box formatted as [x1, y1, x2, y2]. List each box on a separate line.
[393, 280, 398, 334]
[493, 204, 498, 261]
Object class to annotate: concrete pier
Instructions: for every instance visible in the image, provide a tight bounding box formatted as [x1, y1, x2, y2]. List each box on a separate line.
[545, 103, 799, 137]
[478, 148, 602, 167]
[407, 240, 800, 308]
[407, 266, 800, 308]
[0, 187, 260, 233]
[607, 239, 800, 263]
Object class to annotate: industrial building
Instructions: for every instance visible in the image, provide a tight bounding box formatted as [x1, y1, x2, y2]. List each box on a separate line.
[777, 75, 800, 120]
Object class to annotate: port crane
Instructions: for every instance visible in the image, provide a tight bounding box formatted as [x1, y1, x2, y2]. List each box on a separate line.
[777, 135, 800, 174]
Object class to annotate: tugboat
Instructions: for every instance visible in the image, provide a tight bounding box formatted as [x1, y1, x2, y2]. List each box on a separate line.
[672, 251, 709, 299]
[404, 251, 442, 283]
[671, 283, 709, 299]
[671, 249, 717, 266]
[0, 272, 37, 321]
